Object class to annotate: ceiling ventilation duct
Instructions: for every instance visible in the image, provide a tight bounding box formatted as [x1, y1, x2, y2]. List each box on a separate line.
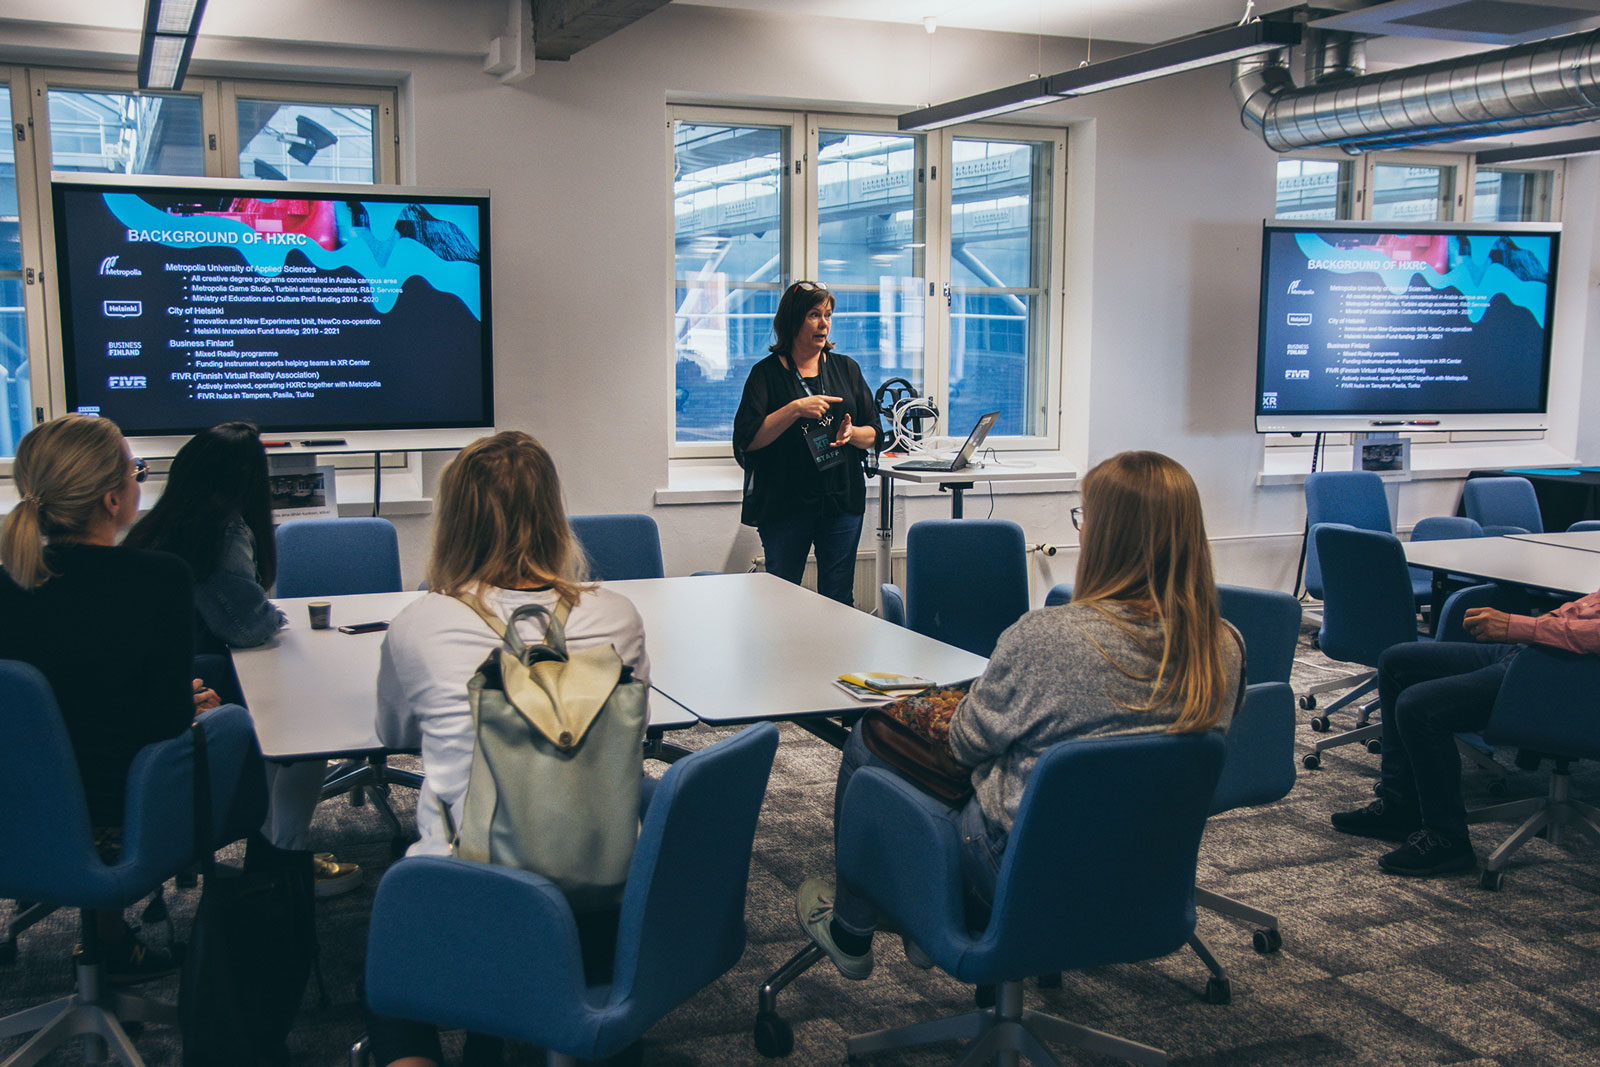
[1234, 25, 1600, 153]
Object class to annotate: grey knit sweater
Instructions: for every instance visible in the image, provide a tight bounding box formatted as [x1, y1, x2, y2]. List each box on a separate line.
[947, 601, 1242, 833]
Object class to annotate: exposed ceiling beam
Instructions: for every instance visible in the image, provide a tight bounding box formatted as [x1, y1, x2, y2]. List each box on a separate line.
[534, 0, 672, 61]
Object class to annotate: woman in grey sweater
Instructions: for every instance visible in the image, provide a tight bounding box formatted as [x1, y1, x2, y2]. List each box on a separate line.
[799, 450, 1244, 979]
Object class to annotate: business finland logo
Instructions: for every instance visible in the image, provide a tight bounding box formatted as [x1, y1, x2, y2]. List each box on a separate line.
[98, 256, 143, 278]
[1287, 279, 1315, 296]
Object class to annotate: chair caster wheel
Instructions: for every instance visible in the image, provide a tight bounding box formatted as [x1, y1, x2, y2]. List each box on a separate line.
[1302, 753, 1321, 770]
[0, 938, 15, 965]
[1252, 928, 1282, 954]
[975, 984, 996, 1008]
[754, 1011, 793, 1058]
[1366, 739, 1382, 755]
[1299, 695, 1317, 711]
[1480, 869, 1504, 891]
[1204, 977, 1231, 1005]
[1309, 716, 1330, 733]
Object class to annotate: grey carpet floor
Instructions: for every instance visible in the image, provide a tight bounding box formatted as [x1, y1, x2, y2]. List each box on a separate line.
[6, 626, 1600, 1066]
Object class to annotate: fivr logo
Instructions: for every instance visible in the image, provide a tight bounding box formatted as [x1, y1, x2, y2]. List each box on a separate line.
[1285, 368, 1310, 380]
[1287, 279, 1314, 296]
[107, 375, 148, 390]
[98, 256, 142, 277]
[102, 300, 142, 318]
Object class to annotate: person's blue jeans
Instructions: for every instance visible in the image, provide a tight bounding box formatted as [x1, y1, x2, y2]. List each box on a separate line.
[759, 510, 865, 606]
[1375, 640, 1520, 841]
[829, 724, 1003, 938]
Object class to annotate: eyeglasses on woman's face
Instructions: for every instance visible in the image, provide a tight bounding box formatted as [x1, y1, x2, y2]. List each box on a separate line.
[132, 457, 148, 484]
[1070, 506, 1083, 530]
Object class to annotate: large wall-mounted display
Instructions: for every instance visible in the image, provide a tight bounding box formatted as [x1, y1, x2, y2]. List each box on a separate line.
[1255, 220, 1558, 434]
[50, 175, 494, 453]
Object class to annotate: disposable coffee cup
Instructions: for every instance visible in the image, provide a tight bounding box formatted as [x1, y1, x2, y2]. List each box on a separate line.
[308, 602, 332, 630]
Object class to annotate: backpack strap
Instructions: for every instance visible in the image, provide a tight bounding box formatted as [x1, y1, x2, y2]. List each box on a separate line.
[454, 590, 576, 658]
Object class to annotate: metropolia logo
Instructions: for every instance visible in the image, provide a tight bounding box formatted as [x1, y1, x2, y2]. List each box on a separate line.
[107, 375, 148, 390]
[98, 256, 143, 277]
[1287, 279, 1315, 296]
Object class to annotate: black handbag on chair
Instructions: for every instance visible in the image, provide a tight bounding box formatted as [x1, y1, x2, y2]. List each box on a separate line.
[179, 722, 317, 1067]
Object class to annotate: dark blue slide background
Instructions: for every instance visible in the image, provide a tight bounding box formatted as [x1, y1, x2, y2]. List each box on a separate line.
[55, 186, 492, 436]
[1256, 228, 1551, 419]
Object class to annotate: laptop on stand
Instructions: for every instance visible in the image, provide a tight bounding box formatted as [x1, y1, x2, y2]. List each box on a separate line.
[891, 411, 1001, 472]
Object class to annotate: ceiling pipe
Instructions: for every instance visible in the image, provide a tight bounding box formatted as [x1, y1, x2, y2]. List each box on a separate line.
[1234, 26, 1600, 154]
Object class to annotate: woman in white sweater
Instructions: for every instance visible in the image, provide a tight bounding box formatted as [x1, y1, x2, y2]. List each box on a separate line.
[372, 430, 649, 1067]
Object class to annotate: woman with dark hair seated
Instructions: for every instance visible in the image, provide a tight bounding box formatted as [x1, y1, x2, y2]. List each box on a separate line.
[125, 422, 360, 896]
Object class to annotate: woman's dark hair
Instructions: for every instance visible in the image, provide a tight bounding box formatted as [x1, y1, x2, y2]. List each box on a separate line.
[767, 280, 835, 357]
[124, 422, 276, 586]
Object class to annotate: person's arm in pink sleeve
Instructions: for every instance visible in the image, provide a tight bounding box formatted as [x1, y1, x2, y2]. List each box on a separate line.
[1502, 590, 1600, 655]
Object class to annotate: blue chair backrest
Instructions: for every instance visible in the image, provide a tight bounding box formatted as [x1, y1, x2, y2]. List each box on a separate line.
[1569, 519, 1600, 533]
[610, 722, 778, 1019]
[972, 731, 1225, 978]
[1433, 583, 1499, 643]
[1407, 515, 1484, 602]
[879, 583, 906, 627]
[569, 513, 666, 581]
[1043, 582, 1072, 607]
[1313, 524, 1419, 668]
[906, 519, 1029, 657]
[275, 517, 402, 597]
[1485, 646, 1600, 761]
[0, 661, 266, 909]
[1462, 476, 1542, 534]
[1217, 584, 1301, 686]
[1304, 471, 1391, 598]
[1210, 681, 1296, 815]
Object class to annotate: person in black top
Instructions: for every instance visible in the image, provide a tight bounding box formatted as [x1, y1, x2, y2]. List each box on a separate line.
[0, 413, 209, 979]
[733, 280, 883, 604]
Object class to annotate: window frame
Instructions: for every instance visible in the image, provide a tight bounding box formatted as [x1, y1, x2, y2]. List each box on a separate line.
[4, 67, 398, 450]
[666, 104, 1066, 460]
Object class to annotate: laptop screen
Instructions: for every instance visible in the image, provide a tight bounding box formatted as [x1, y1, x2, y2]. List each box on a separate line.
[953, 411, 1001, 468]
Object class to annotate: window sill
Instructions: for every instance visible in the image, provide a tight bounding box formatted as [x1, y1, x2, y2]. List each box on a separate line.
[1256, 439, 1576, 486]
[656, 456, 1081, 506]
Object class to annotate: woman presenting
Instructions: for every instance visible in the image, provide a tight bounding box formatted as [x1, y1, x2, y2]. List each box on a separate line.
[733, 280, 882, 605]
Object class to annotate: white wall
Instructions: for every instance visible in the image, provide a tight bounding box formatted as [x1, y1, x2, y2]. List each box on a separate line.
[6, 1, 1596, 596]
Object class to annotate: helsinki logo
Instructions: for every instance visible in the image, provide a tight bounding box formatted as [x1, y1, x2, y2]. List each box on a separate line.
[103, 300, 142, 318]
[98, 256, 143, 277]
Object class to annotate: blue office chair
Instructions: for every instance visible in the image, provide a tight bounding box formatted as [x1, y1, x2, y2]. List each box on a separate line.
[1568, 519, 1600, 533]
[274, 517, 403, 597]
[1043, 582, 1071, 607]
[1304, 471, 1392, 600]
[274, 516, 412, 849]
[0, 662, 265, 1066]
[1468, 646, 1600, 890]
[830, 731, 1225, 1066]
[1303, 524, 1422, 770]
[1461, 476, 1542, 535]
[878, 583, 905, 626]
[882, 519, 1029, 657]
[569, 513, 666, 581]
[360, 722, 778, 1066]
[1409, 515, 1484, 612]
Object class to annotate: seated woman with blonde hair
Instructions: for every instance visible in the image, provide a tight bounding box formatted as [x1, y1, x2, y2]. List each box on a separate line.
[370, 430, 650, 1067]
[798, 450, 1244, 978]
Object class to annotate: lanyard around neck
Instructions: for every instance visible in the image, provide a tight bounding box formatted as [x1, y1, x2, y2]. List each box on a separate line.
[786, 353, 825, 395]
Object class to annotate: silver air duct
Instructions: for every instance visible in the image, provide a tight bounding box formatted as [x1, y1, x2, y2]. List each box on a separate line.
[1234, 26, 1600, 154]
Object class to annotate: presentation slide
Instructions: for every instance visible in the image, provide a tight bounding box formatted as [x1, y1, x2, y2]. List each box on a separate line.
[54, 184, 492, 435]
[1257, 228, 1553, 418]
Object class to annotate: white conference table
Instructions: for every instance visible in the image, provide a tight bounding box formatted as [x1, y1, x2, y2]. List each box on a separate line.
[231, 574, 986, 759]
[606, 572, 988, 729]
[230, 589, 698, 761]
[1403, 536, 1600, 600]
[1508, 530, 1600, 554]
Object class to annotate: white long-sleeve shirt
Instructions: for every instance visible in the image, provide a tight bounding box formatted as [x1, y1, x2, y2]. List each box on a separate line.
[376, 586, 650, 856]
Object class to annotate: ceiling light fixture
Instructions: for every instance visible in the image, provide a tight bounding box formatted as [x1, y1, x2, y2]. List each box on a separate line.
[138, 0, 209, 91]
[899, 19, 1302, 131]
